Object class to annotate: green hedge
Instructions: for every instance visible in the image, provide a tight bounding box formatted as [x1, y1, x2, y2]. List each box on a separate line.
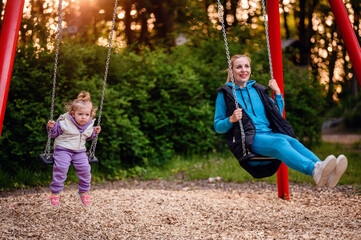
[0, 33, 326, 181]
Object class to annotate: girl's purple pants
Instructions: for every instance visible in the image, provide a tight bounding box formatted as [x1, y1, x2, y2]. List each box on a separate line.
[50, 148, 91, 194]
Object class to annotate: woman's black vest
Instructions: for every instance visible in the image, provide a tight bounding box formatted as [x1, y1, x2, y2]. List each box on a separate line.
[218, 83, 296, 178]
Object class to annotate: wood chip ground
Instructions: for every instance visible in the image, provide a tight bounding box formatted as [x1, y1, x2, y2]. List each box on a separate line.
[1, 180, 360, 240]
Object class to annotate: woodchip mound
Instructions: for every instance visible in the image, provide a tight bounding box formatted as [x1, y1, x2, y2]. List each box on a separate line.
[1, 180, 360, 239]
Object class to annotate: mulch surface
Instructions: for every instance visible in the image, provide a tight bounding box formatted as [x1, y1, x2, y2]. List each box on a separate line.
[1, 180, 360, 240]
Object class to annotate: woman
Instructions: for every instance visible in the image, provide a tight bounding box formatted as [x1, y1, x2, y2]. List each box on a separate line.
[214, 54, 347, 187]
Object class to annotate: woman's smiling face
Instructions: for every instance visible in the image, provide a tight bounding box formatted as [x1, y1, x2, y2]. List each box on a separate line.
[232, 56, 251, 87]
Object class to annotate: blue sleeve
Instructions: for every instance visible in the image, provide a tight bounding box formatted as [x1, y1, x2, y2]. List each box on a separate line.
[270, 94, 284, 117]
[214, 92, 234, 133]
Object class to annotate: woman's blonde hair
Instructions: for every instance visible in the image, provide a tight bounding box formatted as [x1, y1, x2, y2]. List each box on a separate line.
[66, 91, 97, 117]
[226, 54, 251, 83]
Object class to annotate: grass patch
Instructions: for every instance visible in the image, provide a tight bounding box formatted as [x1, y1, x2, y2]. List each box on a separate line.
[141, 142, 361, 186]
[1, 142, 360, 191]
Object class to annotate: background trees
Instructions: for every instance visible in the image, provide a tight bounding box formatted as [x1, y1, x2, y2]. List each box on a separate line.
[0, 0, 359, 179]
[3, 0, 358, 104]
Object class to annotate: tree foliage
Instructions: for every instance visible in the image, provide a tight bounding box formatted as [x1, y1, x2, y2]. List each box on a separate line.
[0, 26, 326, 179]
[2, 0, 358, 105]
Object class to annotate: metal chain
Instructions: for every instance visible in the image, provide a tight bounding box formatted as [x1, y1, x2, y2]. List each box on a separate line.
[216, 0, 247, 156]
[261, 0, 274, 80]
[89, 0, 118, 159]
[216, 0, 274, 156]
[44, 0, 63, 158]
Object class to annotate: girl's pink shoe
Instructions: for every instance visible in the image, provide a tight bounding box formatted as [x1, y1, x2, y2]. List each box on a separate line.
[46, 193, 60, 206]
[78, 192, 91, 206]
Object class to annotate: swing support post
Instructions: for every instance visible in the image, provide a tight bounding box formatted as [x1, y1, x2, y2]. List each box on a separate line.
[0, 0, 25, 138]
[328, 0, 361, 87]
[267, 0, 289, 200]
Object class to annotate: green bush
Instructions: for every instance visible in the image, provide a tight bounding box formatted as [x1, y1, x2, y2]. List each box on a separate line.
[0, 31, 327, 187]
[282, 60, 326, 146]
[0, 42, 218, 175]
[342, 94, 361, 131]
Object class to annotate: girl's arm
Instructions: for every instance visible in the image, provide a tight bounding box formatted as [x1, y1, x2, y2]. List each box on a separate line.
[214, 92, 234, 133]
[46, 120, 63, 138]
[86, 126, 101, 141]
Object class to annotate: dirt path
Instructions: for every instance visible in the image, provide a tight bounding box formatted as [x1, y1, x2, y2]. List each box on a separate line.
[321, 125, 361, 145]
[1, 180, 360, 239]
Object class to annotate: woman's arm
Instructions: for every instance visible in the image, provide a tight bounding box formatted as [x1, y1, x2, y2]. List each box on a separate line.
[274, 94, 285, 116]
[214, 92, 234, 133]
[268, 79, 284, 116]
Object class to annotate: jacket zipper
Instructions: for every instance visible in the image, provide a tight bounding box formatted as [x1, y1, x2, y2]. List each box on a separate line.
[79, 133, 82, 149]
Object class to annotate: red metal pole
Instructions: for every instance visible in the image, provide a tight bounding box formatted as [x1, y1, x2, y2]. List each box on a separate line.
[0, 0, 25, 138]
[267, 0, 290, 200]
[328, 0, 361, 87]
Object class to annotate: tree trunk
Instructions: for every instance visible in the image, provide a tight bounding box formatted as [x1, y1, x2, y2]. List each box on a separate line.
[204, 0, 211, 13]
[124, 0, 133, 45]
[281, 0, 290, 39]
[0, 0, 3, 32]
[151, 0, 176, 46]
[351, 0, 360, 94]
[297, 0, 308, 65]
[326, 22, 338, 106]
[32, 0, 47, 48]
[222, 0, 229, 30]
[139, 10, 149, 46]
[230, 0, 238, 26]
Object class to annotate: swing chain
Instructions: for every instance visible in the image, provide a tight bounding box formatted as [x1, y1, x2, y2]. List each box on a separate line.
[88, 0, 118, 159]
[44, 0, 63, 159]
[261, 0, 274, 80]
[216, 0, 247, 156]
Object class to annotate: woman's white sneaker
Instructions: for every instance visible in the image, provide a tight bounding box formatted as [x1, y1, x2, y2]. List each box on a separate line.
[312, 155, 337, 187]
[326, 154, 348, 188]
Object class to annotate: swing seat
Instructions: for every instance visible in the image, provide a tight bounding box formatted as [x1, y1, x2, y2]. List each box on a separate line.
[239, 153, 277, 163]
[39, 154, 55, 165]
[238, 153, 281, 179]
[39, 153, 99, 165]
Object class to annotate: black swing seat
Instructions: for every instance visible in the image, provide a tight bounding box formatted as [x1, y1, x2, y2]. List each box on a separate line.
[238, 153, 277, 163]
[238, 153, 281, 179]
[39, 153, 99, 165]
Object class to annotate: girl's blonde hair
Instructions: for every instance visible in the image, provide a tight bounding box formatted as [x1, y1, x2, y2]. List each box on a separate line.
[226, 54, 252, 83]
[66, 91, 97, 117]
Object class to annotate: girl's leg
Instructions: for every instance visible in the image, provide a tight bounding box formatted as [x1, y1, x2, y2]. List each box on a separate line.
[50, 150, 72, 194]
[72, 152, 91, 193]
[252, 133, 316, 176]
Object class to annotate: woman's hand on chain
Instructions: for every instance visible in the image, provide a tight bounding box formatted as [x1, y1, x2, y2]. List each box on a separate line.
[269, 79, 281, 95]
[230, 108, 243, 123]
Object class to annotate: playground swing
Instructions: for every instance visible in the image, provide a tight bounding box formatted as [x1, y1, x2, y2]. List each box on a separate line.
[216, 0, 282, 178]
[39, 0, 118, 165]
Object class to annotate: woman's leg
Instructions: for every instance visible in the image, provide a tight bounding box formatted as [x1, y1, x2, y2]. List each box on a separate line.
[252, 133, 317, 176]
[272, 133, 321, 163]
[72, 151, 91, 193]
[50, 149, 72, 194]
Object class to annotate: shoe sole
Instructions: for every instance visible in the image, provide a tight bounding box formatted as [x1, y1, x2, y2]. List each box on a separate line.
[47, 196, 60, 207]
[49, 200, 60, 207]
[327, 155, 348, 188]
[317, 156, 337, 187]
[78, 193, 90, 206]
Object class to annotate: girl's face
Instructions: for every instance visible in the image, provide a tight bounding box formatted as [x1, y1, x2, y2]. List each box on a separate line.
[71, 103, 92, 126]
[232, 57, 251, 87]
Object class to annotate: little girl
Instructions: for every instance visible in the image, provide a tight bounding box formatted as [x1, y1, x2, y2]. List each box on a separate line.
[46, 92, 101, 206]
